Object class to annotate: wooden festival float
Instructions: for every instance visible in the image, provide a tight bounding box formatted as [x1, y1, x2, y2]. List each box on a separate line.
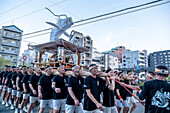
[30, 38, 89, 70]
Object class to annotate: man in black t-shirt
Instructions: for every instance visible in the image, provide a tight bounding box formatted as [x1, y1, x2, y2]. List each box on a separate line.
[5, 66, 16, 108]
[38, 66, 53, 113]
[11, 67, 21, 110]
[0, 65, 8, 98]
[1, 66, 11, 105]
[15, 66, 27, 113]
[139, 65, 170, 113]
[103, 68, 118, 113]
[52, 65, 68, 113]
[65, 65, 84, 113]
[84, 64, 106, 113]
[28, 67, 42, 113]
[116, 72, 129, 113]
[126, 71, 137, 113]
[20, 66, 33, 113]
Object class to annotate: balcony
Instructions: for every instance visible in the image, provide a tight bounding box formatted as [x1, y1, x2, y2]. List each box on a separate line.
[1, 49, 18, 55]
[3, 34, 21, 40]
[1, 42, 19, 47]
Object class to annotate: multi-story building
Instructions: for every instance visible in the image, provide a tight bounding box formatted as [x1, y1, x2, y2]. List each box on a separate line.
[0, 25, 23, 66]
[70, 30, 93, 66]
[92, 51, 119, 71]
[102, 46, 126, 63]
[148, 50, 170, 72]
[122, 50, 148, 69]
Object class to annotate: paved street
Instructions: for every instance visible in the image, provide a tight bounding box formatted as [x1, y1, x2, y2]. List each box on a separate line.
[0, 94, 144, 113]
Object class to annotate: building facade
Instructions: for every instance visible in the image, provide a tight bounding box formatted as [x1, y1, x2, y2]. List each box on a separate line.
[148, 50, 170, 72]
[70, 30, 93, 66]
[0, 25, 23, 66]
[102, 46, 126, 63]
[92, 51, 119, 71]
[122, 50, 148, 69]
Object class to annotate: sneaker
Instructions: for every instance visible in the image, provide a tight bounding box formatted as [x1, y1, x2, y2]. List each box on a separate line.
[15, 108, 18, 113]
[20, 110, 23, 113]
[2, 101, 5, 105]
[31, 111, 33, 113]
[10, 105, 15, 110]
[5, 102, 9, 107]
[18, 104, 21, 108]
[9, 100, 12, 105]
[23, 106, 27, 112]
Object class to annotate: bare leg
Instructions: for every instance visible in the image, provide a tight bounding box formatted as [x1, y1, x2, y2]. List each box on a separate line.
[39, 108, 45, 113]
[117, 107, 122, 113]
[130, 103, 137, 113]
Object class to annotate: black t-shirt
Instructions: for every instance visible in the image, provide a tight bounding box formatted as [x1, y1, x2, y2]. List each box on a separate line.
[84, 76, 106, 111]
[6, 72, 14, 88]
[52, 75, 68, 99]
[116, 80, 128, 100]
[17, 73, 25, 91]
[29, 74, 41, 97]
[0, 71, 5, 85]
[38, 74, 53, 100]
[103, 84, 115, 107]
[21, 74, 31, 94]
[2, 72, 9, 85]
[125, 80, 134, 97]
[139, 79, 170, 113]
[11, 73, 19, 89]
[66, 75, 84, 105]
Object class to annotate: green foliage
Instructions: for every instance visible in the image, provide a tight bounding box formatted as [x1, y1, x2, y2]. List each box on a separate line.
[166, 74, 170, 81]
[0, 56, 12, 71]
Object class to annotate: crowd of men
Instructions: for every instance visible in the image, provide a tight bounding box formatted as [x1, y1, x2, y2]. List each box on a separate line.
[0, 64, 169, 113]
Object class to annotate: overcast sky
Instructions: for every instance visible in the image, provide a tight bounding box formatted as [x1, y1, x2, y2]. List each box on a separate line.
[0, 0, 170, 55]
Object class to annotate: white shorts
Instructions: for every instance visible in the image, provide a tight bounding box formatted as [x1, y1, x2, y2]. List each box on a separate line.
[3, 87, 7, 91]
[17, 91, 23, 98]
[103, 106, 118, 113]
[116, 99, 129, 108]
[8, 88, 12, 93]
[65, 104, 84, 113]
[12, 90, 17, 96]
[23, 94, 29, 99]
[30, 96, 40, 104]
[84, 109, 102, 113]
[53, 99, 66, 111]
[40, 99, 53, 109]
[0, 85, 2, 90]
[126, 97, 136, 104]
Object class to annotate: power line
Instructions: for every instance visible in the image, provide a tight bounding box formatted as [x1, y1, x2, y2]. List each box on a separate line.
[47, 0, 82, 20]
[74, 0, 163, 24]
[22, 0, 169, 39]
[23, 31, 50, 39]
[72, 1, 170, 28]
[0, 0, 32, 16]
[0, 0, 68, 25]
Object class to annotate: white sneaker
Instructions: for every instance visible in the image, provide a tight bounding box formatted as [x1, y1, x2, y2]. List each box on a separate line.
[5, 102, 9, 107]
[15, 108, 18, 113]
[20, 110, 23, 113]
[10, 105, 15, 110]
[23, 106, 27, 112]
[9, 100, 12, 105]
[2, 101, 5, 105]
[18, 104, 21, 108]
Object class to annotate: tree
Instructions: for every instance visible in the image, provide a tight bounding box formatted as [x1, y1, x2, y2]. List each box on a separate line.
[166, 74, 170, 81]
[0, 56, 12, 71]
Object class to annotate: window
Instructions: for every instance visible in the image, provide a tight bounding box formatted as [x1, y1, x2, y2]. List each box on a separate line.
[123, 64, 126, 66]
[163, 52, 166, 55]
